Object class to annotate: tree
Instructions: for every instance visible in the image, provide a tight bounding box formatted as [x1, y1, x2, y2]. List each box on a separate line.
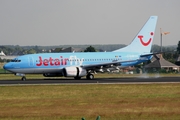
[177, 41, 180, 54]
[84, 46, 97, 52]
[34, 45, 41, 53]
[27, 49, 36, 54]
[52, 48, 63, 52]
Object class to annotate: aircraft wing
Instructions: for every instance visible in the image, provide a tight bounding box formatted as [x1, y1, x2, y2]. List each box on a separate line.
[80, 60, 137, 70]
[81, 61, 120, 70]
[140, 52, 160, 57]
[140, 51, 175, 57]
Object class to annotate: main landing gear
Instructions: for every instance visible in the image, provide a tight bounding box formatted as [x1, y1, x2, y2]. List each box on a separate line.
[21, 76, 26, 81]
[73, 73, 94, 80]
[86, 73, 94, 80]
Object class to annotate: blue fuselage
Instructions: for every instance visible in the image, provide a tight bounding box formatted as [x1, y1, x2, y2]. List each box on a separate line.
[3, 52, 152, 74]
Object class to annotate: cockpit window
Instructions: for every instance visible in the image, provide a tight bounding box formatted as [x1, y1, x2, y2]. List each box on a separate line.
[11, 60, 15, 62]
[11, 59, 21, 62]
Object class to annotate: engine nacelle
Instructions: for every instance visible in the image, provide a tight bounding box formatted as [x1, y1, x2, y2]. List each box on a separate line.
[63, 67, 87, 77]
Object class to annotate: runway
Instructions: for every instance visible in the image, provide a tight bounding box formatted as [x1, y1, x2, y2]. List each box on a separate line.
[0, 77, 180, 85]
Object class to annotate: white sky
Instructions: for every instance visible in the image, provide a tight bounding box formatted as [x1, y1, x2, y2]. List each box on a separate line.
[0, 0, 180, 46]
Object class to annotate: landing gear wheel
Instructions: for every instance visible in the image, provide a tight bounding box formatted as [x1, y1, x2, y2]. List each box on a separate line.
[86, 73, 94, 80]
[21, 76, 26, 81]
[74, 76, 81, 80]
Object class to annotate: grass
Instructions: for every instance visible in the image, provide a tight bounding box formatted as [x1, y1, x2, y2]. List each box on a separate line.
[1, 62, 180, 119]
[0, 84, 180, 120]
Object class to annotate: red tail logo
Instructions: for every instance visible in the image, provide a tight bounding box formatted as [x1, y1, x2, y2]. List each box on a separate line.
[138, 32, 154, 46]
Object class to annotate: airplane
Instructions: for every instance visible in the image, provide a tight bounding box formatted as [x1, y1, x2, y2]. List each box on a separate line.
[3, 16, 158, 81]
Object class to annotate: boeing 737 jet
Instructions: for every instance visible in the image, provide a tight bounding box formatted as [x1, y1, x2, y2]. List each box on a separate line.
[3, 16, 158, 81]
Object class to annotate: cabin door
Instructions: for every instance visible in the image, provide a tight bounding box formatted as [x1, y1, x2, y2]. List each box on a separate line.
[28, 56, 34, 66]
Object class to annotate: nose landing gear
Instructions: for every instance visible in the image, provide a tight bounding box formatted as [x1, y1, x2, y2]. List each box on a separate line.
[15, 73, 26, 81]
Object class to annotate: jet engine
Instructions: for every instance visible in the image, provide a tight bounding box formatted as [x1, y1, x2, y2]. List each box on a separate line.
[63, 67, 87, 77]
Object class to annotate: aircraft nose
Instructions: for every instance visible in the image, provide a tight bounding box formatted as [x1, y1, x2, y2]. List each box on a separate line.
[3, 64, 7, 70]
[3, 63, 10, 70]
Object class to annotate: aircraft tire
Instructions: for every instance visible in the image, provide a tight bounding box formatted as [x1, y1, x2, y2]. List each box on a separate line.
[86, 73, 94, 80]
[22, 76, 26, 81]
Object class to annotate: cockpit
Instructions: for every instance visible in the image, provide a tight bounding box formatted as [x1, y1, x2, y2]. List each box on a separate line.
[10, 59, 21, 62]
[3, 57, 23, 72]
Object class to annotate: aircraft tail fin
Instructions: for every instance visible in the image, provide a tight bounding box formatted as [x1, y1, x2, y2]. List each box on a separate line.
[113, 16, 158, 53]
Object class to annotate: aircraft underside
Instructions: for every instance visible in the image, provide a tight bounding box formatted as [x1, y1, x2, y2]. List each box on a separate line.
[13, 65, 121, 81]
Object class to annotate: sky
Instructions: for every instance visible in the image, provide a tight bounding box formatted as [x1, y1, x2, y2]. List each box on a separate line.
[0, 0, 180, 46]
